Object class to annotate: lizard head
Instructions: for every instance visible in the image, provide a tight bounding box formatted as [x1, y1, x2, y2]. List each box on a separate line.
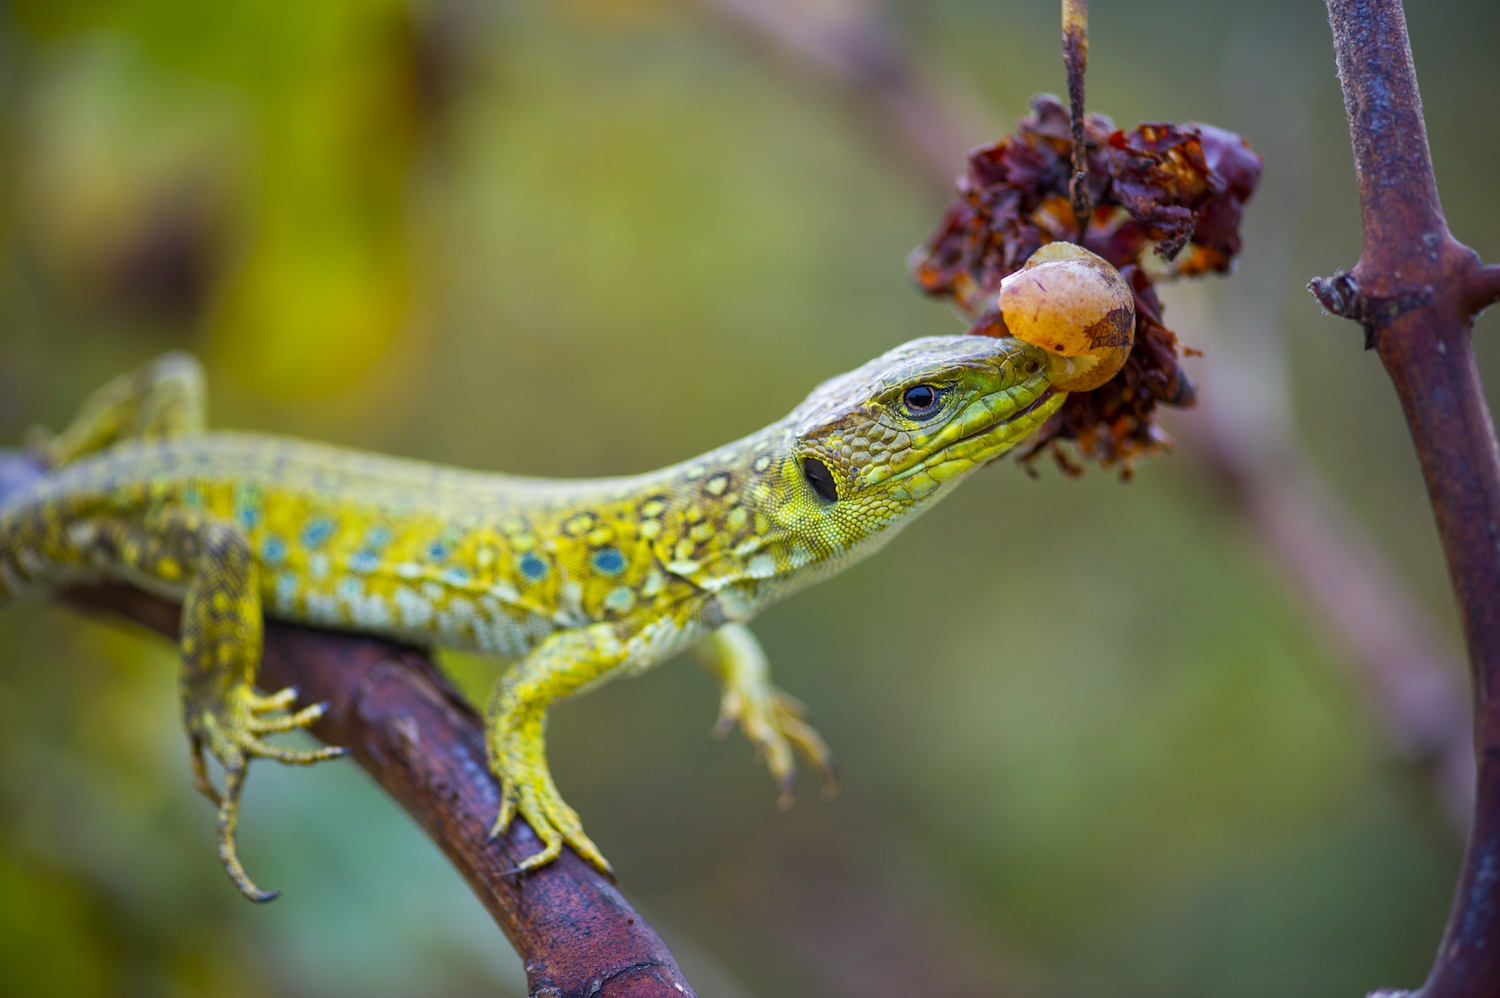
[670, 334, 1067, 613]
[780, 333, 1065, 544]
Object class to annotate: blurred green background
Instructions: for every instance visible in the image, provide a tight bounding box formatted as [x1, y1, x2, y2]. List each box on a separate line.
[2, 0, 1498, 995]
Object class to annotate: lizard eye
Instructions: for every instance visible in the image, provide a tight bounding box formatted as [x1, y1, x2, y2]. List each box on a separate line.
[801, 457, 839, 502]
[901, 384, 941, 418]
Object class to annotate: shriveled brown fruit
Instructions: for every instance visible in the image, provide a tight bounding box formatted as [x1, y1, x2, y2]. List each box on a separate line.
[909, 95, 1261, 477]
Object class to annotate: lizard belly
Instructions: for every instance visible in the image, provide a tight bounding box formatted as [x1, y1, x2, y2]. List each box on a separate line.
[267, 567, 558, 659]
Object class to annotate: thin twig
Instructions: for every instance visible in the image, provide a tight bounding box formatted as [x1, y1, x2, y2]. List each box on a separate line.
[1062, 0, 1090, 234]
[1317, 1, 1500, 994]
[1465, 261, 1500, 316]
[0, 451, 697, 998]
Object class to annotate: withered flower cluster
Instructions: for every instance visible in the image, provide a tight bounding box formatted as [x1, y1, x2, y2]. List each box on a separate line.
[910, 95, 1262, 477]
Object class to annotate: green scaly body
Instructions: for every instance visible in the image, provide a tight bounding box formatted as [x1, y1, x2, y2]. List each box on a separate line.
[0, 337, 1064, 899]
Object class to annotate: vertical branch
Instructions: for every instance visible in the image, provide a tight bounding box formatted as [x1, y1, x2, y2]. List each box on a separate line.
[1062, 0, 1090, 234]
[1314, 1, 1500, 994]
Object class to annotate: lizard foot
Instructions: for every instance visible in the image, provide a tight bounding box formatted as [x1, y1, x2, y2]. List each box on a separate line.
[190, 686, 348, 902]
[487, 713, 613, 878]
[716, 684, 838, 808]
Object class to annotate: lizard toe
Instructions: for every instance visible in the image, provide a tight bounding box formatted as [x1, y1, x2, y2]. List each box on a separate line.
[215, 764, 280, 903]
[248, 700, 327, 735]
[248, 687, 299, 714]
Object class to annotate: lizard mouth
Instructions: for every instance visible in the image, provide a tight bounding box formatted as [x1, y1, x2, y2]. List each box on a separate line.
[962, 385, 1059, 448]
[972, 384, 1056, 471]
[996, 386, 1058, 434]
[969, 385, 1060, 468]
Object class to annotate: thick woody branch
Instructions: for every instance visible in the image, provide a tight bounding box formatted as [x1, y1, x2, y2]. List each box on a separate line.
[0, 451, 697, 998]
[1318, 1, 1500, 994]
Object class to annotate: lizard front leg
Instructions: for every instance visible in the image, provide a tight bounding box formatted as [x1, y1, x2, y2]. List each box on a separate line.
[486, 623, 628, 875]
[693, 623, 837, 807]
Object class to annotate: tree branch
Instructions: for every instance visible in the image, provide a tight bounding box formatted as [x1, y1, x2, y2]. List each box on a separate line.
[0, 451, 697, 998]
[1317, 1, 1500, 994]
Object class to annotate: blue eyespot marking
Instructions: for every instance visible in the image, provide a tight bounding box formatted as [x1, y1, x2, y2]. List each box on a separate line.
[366, 526, 393, 549]
[520, 552, 549, 581]
[261, 535, 288, 565]
[428, 541, 449, 560]
[301, 518, 336, 548]
[235, 487, 263, 530]
[592, 548, 626, 576]
[349, 551, 381, 573]
[442, 567, 471, 587]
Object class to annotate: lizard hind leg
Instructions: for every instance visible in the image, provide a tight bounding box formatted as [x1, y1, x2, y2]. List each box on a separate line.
[130, 508, 346, 902]
[692, 623, 838, 807]
[31, 351, 207, 467]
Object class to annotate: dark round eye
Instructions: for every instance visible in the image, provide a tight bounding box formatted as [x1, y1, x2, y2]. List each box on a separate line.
[902, 384, 940, 417]
[801, 457, 839, 502]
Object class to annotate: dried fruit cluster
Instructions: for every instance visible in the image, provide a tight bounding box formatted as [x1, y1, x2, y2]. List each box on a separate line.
[910, 95, 1262, 477]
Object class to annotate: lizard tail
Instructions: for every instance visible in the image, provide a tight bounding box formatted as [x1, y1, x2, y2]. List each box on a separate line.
[0, 476, 87, 609]
[0, 505, 34, 608]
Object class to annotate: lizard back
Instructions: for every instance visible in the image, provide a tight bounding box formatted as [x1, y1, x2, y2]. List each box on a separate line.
[0, 428, 797, 659]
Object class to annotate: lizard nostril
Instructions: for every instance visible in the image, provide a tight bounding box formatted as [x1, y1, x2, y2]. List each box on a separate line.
[801, 458, 839, 502]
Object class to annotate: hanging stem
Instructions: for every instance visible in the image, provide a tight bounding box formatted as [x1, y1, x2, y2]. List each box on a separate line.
[1062, 0, 1091, 235]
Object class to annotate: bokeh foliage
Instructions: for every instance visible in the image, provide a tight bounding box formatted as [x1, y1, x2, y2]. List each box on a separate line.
[1, 1, 1497, 995]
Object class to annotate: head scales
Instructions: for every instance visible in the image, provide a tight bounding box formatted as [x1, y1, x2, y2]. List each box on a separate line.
[787, 334, 1063, 534]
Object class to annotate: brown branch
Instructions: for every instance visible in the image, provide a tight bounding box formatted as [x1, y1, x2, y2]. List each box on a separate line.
[1061, 0, 1090, 233]
[702, 0, 1473, 830]
[1317, 1, 1500, 995]
[0, 451, 697, 998]
[1465, 262, 1500, 316]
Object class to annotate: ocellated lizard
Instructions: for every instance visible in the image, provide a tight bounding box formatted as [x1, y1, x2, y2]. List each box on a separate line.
[0, 335, 1065, 900]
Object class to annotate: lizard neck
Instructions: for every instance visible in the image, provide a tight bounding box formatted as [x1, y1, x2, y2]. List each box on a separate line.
[641, 417, 923, 623]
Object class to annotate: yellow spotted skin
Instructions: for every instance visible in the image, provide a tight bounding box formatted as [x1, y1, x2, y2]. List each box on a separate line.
[0, 338, 1064, 899]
